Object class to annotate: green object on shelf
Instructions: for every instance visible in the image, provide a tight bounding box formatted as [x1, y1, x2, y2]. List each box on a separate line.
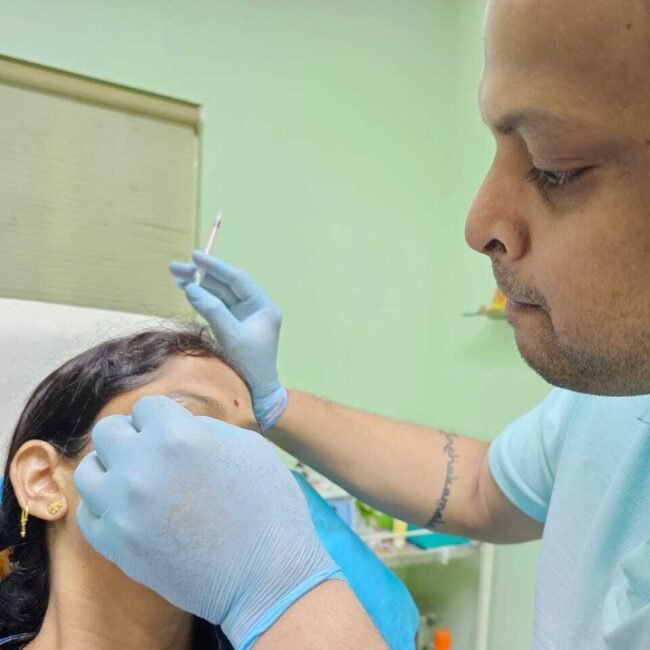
[356, 501, 394, 529]
[407, 524, 471, 549]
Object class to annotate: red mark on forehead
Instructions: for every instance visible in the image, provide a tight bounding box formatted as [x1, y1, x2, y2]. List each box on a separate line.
[233, 399, 240, 408]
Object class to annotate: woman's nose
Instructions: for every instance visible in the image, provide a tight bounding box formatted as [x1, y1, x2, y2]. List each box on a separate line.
[465, 162, 529, 264]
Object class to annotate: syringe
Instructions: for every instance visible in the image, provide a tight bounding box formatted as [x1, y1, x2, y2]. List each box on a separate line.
[193, 211, 223, 285]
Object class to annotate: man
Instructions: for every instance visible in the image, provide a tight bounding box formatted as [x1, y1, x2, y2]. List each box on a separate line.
[75, 0, 649, 648]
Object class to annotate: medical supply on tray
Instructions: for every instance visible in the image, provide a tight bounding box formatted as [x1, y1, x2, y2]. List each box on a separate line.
[406, 524, 470, 549]
[417, 613, 438, 650]
[393, 517, 408, 549]
[433, 628, 452, 650]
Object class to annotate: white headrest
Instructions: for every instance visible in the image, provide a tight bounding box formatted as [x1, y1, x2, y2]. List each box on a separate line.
[0, 298, 162, 466]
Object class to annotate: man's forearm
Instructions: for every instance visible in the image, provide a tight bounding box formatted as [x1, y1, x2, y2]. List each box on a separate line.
[270, 390, 490, 536]
[256, 580, 386, 649]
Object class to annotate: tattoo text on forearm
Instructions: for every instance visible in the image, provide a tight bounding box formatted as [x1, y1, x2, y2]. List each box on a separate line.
[425, 431, 459, 529]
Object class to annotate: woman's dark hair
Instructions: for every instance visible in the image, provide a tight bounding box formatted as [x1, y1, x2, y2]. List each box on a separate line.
[0, 326, 233, 649]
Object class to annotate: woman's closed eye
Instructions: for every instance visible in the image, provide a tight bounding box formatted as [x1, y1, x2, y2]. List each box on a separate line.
[166, 391, 227, 418]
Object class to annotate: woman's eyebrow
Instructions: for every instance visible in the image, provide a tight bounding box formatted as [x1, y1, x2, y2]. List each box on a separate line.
[166, 390, 227, 416]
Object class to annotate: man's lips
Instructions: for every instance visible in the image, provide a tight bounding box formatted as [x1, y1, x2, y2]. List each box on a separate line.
[493, 270, 547, 312]
[499, 289, 545, 312]
[505, 297, 544, 317]
[508, 298, 539, 308]
[497, 286, 541, 309]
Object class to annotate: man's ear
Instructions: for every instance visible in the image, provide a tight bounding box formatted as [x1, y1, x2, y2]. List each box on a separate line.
[9, 441, 69, 522]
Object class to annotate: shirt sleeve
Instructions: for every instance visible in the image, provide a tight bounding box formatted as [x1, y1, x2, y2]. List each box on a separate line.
[489, 388, 577, 523]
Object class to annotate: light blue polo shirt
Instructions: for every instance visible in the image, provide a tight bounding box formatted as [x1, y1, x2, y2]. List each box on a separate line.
[490, 388, 650, 650]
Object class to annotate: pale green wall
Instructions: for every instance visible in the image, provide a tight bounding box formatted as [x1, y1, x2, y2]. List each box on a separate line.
[1, 1, 549, 647]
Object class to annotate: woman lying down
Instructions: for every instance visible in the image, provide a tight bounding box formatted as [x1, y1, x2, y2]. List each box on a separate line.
[0, 326, 419, 649]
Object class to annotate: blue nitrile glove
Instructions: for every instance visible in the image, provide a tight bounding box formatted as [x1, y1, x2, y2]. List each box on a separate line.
[74, 396, 343, 650]
[169, 252, 287, 431]
[293, 472, 420, 649]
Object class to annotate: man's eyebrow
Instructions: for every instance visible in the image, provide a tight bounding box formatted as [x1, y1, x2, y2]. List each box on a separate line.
[166, 390, 227, 415]
[492, 109, 581, 135]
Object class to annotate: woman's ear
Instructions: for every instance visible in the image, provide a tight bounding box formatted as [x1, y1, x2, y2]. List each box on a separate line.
[9, 441, 69, 522]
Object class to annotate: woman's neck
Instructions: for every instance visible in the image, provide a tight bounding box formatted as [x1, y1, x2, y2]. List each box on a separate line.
[26, 534, 194, 650]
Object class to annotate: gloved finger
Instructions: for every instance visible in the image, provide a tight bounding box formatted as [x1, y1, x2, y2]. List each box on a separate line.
[76, 500, 100, 542]
[91, 414, 135, 470]
[176, 274, 237, 306]
[74, 453, 112, 517]
[76, 500, 118, 565]
[191, 251, 262, 302]
[168, 261, 197, 283]
[195, 415, 258, 439]
[131, 394, 193, 434]
[199, 275, 239, 307]
[170, 260, 231, 298]
[185, 284, 240, 334]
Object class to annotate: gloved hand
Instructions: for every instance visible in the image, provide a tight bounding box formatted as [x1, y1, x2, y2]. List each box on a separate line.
[74, 396, 342, 650]
[169, 252, 287, 431]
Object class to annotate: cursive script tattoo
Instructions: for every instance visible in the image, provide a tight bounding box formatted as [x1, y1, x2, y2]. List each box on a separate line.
[426, 430, 459, 529]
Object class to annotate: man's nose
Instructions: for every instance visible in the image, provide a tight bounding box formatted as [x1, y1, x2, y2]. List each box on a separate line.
[465, 161, 529, 264]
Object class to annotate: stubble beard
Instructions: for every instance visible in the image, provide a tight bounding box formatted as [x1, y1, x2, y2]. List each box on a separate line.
[495, 262, 650, 395]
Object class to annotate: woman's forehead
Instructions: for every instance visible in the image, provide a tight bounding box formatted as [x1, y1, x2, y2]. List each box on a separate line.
[96, 355, 254, 423]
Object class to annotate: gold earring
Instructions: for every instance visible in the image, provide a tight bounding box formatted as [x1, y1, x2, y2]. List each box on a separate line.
[20, 505, 29, 539]
[47, 501, 63, 516]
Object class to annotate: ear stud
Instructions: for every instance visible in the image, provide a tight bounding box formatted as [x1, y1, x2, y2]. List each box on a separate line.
[47, 501, 63, 516]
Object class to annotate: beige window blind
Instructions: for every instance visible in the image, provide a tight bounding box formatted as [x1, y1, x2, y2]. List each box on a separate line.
[0, 55, 201, 316]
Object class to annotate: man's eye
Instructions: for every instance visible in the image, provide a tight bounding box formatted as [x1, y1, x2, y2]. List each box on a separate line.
[525, 166, 590, 192]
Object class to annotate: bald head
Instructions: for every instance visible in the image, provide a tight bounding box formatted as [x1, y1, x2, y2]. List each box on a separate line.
[483, 0, 650, 132]
[465, 0, 650, 395]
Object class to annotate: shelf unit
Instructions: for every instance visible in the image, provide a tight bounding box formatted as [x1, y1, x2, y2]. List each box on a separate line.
[363, 531, 481, 569]
[360, 530, 494, 650]
[292, 463, 494, 650]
